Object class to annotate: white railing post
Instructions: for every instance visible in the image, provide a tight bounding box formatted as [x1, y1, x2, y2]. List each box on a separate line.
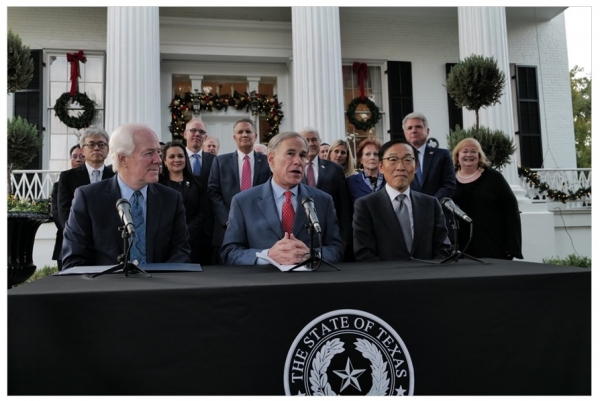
[10, 170, 62, 200]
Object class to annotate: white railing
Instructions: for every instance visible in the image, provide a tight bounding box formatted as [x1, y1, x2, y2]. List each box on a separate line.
[519, 168, 592, 206]
[10, 170, 62, 200]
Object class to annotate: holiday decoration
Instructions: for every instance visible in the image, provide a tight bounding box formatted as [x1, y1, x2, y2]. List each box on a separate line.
[53, 51, 96, 129]
[518, 166, 591, 203]
[346, 62, 382, 132]
[168, 91, 284, 141]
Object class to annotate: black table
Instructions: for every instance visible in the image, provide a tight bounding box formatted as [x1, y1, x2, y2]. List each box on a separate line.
[8, 259, 591, 395]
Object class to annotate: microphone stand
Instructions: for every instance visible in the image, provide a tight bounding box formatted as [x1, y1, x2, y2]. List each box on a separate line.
[89, 226, 152, 278]
[440, 214, 487, 264]
[289, 223, 341, 271]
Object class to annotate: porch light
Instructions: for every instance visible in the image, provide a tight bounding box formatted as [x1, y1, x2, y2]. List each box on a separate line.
[250, 90, 259, 116]
[192, 89, 201, 115]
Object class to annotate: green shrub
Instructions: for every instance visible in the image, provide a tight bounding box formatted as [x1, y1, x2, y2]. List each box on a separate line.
[7, 29, 34, 93]
[543, 254, 591, 268]
[447, 125, 517, 171]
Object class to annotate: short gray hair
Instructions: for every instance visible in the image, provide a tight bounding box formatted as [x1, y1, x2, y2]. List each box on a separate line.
[79, 126, 109, 147]
[109, 124, 157, 172]
[299, 127, 321, 141]
[234, 118, 257, 133]
[402, 112, 429, 130]
[268, 131, 308, 154]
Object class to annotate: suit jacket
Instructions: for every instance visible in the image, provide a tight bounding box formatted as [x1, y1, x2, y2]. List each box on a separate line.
[208, 151, 272, 246]
[347, 172, 385, 204]
[411, 146, 456, 200]
[301, 157, 352, 244]
[62, 175, 191, 268]
[51, 182, 62, 262]
[57, 163, 115, 229]
[353, 188, 450, 261]
[198, 151, 215, 190]
[221, 180, 344, 266]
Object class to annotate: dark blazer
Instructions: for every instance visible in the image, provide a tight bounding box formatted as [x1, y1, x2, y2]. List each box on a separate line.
[62, 175, 191, 268]
[353, 188, 450, 261]
[208, 151, 272, 246]
[301, 157, 352, 244]
[50, 182, 63, 267]
[411, 146, 456, 200]
[57, 163, 115, 229]
[347, 172, 385, 204]
[221, 179, 344, 266]
[191, 150, 215, 190]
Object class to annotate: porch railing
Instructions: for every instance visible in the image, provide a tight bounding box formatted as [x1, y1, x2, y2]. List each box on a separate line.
[10, 170, 62, 200]
[519, 168, 592, 207]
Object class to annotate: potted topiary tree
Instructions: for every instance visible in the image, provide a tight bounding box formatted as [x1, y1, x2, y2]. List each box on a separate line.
[445, 54, 517, 171]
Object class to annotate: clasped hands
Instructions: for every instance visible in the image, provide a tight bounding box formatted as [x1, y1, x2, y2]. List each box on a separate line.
[268, 232, 310, 265]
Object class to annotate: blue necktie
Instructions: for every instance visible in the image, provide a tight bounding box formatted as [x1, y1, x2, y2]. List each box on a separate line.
[415, 151, 423, 185]
[192, 153, 201, 176]
[130, 191, 147, 264]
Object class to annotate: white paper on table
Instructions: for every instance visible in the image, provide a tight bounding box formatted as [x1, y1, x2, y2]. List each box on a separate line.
[255, 253, 311, 272]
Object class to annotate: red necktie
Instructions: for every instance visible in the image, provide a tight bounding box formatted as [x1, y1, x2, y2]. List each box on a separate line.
[282, 191, 295, 234]
[306, 161, 316, 187]
[241, 155, 251, 191]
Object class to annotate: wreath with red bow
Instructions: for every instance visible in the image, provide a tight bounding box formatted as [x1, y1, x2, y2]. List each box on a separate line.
[345, 62, 382, 132]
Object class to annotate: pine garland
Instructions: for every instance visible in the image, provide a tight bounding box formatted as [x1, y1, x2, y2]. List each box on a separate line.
[518, 166, 591, 203]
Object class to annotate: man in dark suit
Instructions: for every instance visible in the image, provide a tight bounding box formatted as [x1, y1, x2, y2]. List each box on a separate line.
[299, 128, 352, 250]
[51, 144, 85, 270]
[403, 112, 456, 200]
[57, 127, 115, 230]
[62, 124, 191, 268]
[353, 139, 450, 262]
[208, 118, 272, 261]
[221, 132, 343, 266]
[184, 118, 215, 189]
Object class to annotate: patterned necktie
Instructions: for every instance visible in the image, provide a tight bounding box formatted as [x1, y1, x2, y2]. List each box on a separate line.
[130, 191, 147, 264]
[396, 194, 413, 252]
[192, 153, 201, 176]
[415, 151, 423, 185]
[91, 169, 101, 183]
[306, 161, 316, 187]
[240, 155, 251, 191]
[282, 191, 295, 234]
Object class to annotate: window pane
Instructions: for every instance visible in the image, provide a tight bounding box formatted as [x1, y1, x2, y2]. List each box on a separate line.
[82, 57, 104, 82]
[82, 82, 104, 107]
[49, 56, 68, 82]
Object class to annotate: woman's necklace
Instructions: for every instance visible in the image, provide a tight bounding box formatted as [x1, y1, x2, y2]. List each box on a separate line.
[457, 168, 481, 179]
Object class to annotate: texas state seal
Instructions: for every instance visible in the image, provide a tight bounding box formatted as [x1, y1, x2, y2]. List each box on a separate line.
[283, 309, 414, 396]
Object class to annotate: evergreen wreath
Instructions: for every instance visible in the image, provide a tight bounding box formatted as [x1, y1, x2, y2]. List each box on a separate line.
[518, 166, 591, 204]
[168, 91, 284, 142]
[346, 97, 382, 131]
[54, 92, 96, 129]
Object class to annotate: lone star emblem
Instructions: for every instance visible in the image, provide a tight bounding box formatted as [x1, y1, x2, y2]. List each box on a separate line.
[333, 358, 366, 392]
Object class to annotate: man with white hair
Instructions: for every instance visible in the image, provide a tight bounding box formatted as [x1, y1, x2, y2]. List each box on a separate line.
[62, 124, 191, 268]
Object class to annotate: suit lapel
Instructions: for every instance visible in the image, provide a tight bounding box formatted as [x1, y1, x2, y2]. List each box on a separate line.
[145, 184, 161, 263]
[316, 158, 327, 187]
[229, 152, 240, 189]
[374, 190, 409, 252]
[105, 176, 126, 255]
[75, 165, 91, 186]
[421, 146, 434, 183]
[410, 192, 426, 250]
[258, 181, 284, 237]
[253, 153, 267, 186]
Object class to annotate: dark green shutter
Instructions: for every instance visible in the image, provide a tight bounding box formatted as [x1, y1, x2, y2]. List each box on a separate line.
[515, 66, 543, 168]
[386, 61, 413, 140]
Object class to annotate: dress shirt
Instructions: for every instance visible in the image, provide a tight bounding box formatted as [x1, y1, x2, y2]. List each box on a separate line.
[84, 162, 106, 182]
[307, 157, 320, 184]
[186, 148, 202, 169]
[416, 143, 426, 173]
[237, 150, 255, 185]
[385, 184, 414, 238]
[117, 174, 148, 220]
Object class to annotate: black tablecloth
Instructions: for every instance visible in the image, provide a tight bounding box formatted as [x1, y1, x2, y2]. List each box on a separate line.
[8, 259, 591, 395]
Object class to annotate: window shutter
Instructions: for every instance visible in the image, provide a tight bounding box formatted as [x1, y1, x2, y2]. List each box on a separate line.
[515, 66, 543, 168]
[446, 63, 463, 135]
[14, 49, 44, 170]
[386, 61, 413, 140]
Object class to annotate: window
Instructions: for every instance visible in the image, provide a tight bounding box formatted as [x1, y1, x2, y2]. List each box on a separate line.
[47, 52, 105, 170]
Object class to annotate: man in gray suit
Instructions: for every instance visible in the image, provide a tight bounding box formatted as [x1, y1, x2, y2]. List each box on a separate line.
[221, 132, 344, 266]
[208, 118, 272, 261]
[62, 124, 191, 268]
[353, 139, 450, 262]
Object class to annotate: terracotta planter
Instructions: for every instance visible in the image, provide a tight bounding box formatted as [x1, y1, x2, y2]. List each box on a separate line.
[7, 212, 50, 288]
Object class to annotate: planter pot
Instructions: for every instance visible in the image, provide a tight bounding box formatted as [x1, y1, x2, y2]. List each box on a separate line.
[8, 211, 50, 289]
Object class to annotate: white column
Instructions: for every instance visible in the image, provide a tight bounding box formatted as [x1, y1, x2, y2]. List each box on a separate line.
[106, 7, 161, 136]
[292, 7, 345, 144]
[457, 7, 528, 202]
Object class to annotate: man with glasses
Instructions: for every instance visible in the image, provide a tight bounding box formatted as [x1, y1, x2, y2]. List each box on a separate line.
[184, 118, 215, 189]
[57, 126, 115, 230]
[353, 139, 450, 261]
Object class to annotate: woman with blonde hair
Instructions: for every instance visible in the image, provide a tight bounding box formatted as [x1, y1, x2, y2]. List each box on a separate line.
[327, 139, 356, 177]
[451, 137, 522, 260]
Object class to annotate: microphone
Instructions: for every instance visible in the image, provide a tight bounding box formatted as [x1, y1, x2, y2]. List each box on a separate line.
[440, 198, 473, 223]
[301, 197, 322, 234]
[116, 198, 136, 236]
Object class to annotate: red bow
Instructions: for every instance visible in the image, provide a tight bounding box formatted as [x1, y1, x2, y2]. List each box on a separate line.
[353, 62, 368, 100]
[67, 51, 87, 97]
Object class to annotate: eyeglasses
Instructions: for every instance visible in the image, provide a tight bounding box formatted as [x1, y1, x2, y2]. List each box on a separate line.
[83, 142, 108, 149]
[382, 156, 416, 166]
[70, 154, 86, 160]
[188, 128, 207, 135]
